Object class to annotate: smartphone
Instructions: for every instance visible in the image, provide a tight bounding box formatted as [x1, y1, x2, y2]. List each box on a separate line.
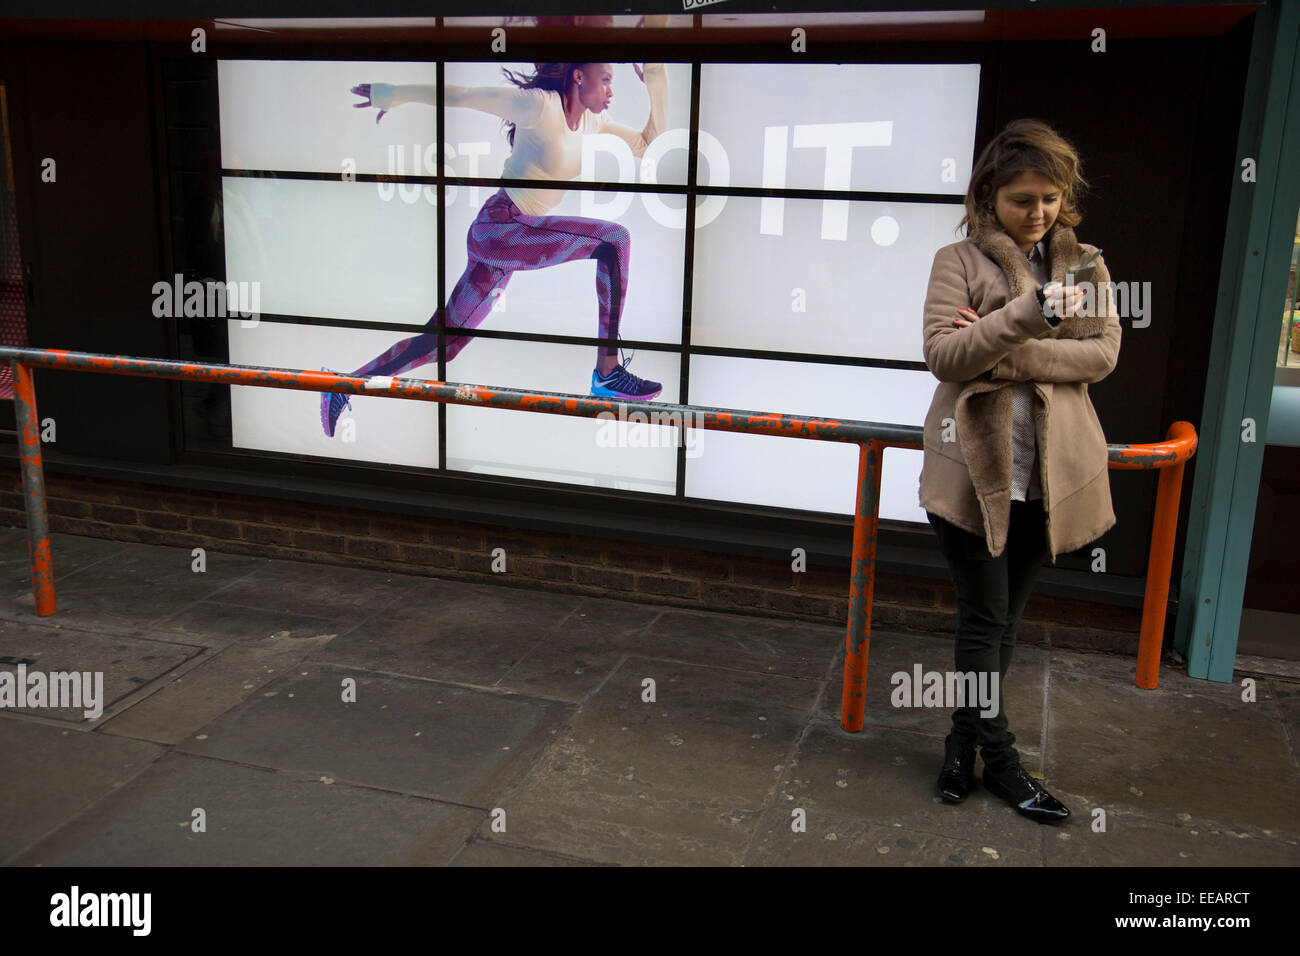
[1067, 247, 1102, 284]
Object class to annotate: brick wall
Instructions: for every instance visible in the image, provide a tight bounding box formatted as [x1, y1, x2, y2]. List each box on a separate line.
[0, 468, 1144, 653]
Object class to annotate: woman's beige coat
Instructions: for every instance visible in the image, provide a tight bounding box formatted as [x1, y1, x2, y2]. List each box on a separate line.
[917, 222, 1122, 563]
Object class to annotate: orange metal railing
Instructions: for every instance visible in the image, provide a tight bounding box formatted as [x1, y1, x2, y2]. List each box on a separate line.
[2, 347, 1197, 727]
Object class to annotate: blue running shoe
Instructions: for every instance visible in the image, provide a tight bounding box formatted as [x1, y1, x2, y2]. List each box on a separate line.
[591, 362, 662, 401]
[319, 367, 353, 437]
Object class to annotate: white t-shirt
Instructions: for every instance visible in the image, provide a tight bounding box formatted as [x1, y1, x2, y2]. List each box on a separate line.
[444, 84, 599, 215]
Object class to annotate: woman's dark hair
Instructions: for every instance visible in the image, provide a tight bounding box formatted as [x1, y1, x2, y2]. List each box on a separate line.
[499, 62, 585, 147]
[959, 118, 1088, 237]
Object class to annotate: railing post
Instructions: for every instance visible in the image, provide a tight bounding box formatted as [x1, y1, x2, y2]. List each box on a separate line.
[1135, 423, 1191, 689]
[11, 361, 55, 616]
[841, 440, 883, 732]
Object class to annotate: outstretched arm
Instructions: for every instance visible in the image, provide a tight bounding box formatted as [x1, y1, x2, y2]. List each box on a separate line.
[593, 63, 667, 158]
[353, 82, 544, 128]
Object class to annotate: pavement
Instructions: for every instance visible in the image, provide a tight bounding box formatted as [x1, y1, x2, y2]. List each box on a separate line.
[0, 526, 1297, 867]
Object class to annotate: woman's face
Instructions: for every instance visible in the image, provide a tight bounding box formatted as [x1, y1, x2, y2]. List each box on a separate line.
[573, 63, 615, 112]
[992, 170, 1062, 251]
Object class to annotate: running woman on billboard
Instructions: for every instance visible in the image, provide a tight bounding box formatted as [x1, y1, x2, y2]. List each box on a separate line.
[320, 57, 668, 437]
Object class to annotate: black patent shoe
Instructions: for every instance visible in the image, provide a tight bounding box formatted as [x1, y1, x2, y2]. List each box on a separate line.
[937, 734, 977, 803]
[982, 764, 1070, 823]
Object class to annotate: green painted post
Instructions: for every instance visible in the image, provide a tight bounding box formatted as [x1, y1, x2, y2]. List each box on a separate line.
[1177, 0, 1300, 682]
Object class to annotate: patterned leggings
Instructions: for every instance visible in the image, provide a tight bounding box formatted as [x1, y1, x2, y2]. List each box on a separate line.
[351, 188, 630, 379]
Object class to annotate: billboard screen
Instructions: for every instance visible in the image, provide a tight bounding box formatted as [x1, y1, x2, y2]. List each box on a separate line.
[214, 57, 981, 519]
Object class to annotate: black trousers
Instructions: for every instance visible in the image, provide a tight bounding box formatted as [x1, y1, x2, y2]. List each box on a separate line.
[925, 498, 1049, 772]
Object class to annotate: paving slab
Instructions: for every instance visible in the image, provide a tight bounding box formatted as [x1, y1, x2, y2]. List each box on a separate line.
[10, 753, 483, 866]
[1048, 648, 1202, 696]
[176, 663, 573, 805]
[0, 717, 163, 863]
[636, 607, 841, 680]
[745, 720, 1047, 858]
[0, 543, 268, 635]
[1048, 662, 1300, 840]
[100, 631, 341, 745]
[0, 529, 127, 579]
[0, 621, 202, 724]
[1268, 682, 1300, 769]
[473, 654, 822, 865]
[148, 599, 343, 649]
[1039, 806, 1300, 866]
[747, 818, 1042, 866]
[494, 596, 847, 703]
[314, 577, 585, 686]
[493, 595, 664, 701]
[450, 838, 607, 866]
[0, 531, 141, 626]
[202, 558, 419, 624]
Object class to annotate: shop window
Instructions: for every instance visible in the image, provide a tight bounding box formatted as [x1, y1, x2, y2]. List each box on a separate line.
[1281, 206, 1300, 371]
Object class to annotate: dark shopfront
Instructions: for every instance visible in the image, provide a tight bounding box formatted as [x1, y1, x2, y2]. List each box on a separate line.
[0, 1, 1294, 682]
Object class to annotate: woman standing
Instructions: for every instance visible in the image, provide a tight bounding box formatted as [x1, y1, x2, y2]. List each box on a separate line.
[321, 56, 667, 437]
[918, 119, 1122, 823]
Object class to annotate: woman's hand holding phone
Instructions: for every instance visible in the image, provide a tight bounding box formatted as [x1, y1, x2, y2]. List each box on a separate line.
[1042, 282, 1085, 319]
